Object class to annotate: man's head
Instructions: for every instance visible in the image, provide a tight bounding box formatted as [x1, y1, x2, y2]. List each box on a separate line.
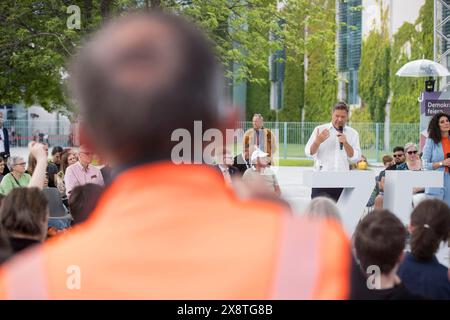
[354, 209, 407, 275]
[252, 114, 264, 130]
[392, 146, 405, 165]
[331, 102, 349, 130]
[251, 148, 269, 167]
[51, 146, 64, 165]
[70, 11, 226, 166]
[78, 145, 94, 167]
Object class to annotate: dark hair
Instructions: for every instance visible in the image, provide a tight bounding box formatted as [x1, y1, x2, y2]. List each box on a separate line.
[332, 101, 349, 113]
[27, 154, 37, 175]
[51, 146, 64, 156]
[0, 227, 12, 264]
[427, 112, 450, 144]
[354, 209, 407, 274]
[69, 184, 104, 225]
[70, 11, 223, 164]
[410, 199, 450, 261]
[0, 188, 49, 239]
[382, 155, 393, 164]
[60, 151, 75, 174]
[392, 146, 404, 153]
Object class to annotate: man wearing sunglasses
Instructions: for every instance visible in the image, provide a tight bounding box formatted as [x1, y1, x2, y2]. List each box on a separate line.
[388, 146, 406, 170]
[64, 145, 104, 199]
[376, 146, 405, 196]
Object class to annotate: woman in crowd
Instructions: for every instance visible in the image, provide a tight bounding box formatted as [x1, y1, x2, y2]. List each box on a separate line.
[55, 150, 77, 204]
[0, 188, 49, 254]
[0, 156, 31, 195]
[398, 199, 450, 299]
[375, 143, 424, 209]
[402, 142, 422, 171]
[0, 143, 52, 195]
[404, 143, 426, 207]
[422, 112, 450, 207]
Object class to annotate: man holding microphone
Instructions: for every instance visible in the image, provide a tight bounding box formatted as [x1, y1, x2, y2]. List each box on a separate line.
[305, 101, 362, 201]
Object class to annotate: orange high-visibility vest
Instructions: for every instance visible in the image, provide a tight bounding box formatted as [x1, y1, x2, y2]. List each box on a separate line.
[0, 163, 350, 299]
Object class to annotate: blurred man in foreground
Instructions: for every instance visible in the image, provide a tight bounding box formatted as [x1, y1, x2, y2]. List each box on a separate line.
[0, 11, 350, 299]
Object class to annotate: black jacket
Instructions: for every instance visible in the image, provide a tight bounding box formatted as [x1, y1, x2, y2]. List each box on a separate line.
[233, 154, 251, 175]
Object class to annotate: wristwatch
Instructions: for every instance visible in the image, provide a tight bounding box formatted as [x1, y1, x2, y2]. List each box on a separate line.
[439, 161, 443, 167]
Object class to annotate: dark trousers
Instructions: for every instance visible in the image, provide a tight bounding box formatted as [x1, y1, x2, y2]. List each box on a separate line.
[311, 188, 344, 203]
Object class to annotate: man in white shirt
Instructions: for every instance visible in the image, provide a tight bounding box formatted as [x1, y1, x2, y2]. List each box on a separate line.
[304, 101, 361, 201]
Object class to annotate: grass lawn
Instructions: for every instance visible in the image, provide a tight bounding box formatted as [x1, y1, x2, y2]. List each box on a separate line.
[278, 159, 314, 167]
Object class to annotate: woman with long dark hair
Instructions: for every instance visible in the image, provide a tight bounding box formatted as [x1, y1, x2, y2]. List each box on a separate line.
[398, 199, 450, 299]
[422, 112, 450, 206]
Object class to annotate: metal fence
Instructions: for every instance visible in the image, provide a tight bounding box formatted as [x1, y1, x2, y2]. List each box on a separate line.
[4, 120, 77, 148]
[236, 121, 420, 161]
[3, 120, 420, 161]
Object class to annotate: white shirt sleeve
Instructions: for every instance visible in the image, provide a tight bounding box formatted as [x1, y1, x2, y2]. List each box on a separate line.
[348, 130, 361, 163]
[305, 126, 319, 159]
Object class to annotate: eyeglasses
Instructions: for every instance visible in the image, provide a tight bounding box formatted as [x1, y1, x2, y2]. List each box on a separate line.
[80, 151, 93, 156]
[407, 150, 418, 155]
[393, 154, 404, 158]
[14, 162, 26, 166]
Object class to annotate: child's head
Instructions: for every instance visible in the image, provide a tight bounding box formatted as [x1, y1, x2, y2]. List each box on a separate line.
[382, 155, 393, 168]
[354, 210, 407, 275]
[410, 199, 450, 261]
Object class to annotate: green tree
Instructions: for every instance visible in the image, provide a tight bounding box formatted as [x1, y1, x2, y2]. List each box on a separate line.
[358, 0, 390, 123]
[0, 0, 287, 112]
[303, 0, 337, 122]
[390, 0, 433, 123]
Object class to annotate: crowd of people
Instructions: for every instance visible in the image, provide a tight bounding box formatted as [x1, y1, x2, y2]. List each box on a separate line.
[0, 143, 106, 257]
[0, 10, 448, 300]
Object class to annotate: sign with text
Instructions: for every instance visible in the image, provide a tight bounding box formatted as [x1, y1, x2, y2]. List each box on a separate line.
[424, 99, 450, 116]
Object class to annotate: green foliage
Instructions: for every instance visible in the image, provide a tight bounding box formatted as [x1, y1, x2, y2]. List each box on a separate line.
[390, 0, 433, 123]
[1, 0, 286, 112]
[358, 1, 390, 123]
[303, 0, 337, 122]
[350, 106, 372, 122]
[279, 50, 304, 121]
[245, 0, 336, 121]
[246, 66, 271, 120]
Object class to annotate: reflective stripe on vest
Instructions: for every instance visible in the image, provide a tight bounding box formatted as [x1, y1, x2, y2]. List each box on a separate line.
[4, 248, 48, 299]
[271, 216, 321, 299]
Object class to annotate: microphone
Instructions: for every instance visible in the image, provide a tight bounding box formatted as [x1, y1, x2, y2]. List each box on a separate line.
[338, 126, 343, 150]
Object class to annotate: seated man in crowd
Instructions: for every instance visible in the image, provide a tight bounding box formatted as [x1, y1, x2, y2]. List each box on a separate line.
[243, 148, 281, 197]
[64, 145, 104, 199]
